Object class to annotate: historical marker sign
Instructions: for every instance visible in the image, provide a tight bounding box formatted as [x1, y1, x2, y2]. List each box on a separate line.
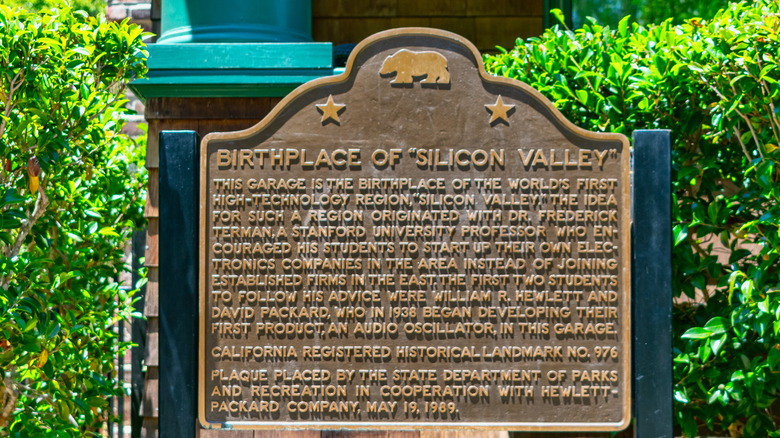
[199, 28, 631, 431]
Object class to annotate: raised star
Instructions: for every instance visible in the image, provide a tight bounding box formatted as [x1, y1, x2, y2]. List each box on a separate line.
[485, 95, 515, 124]
[315, 95, 346, 124]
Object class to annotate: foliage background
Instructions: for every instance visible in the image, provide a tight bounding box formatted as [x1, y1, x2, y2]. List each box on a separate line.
[573, 0, 732, 27]
[0, 5, 147, 436]
[1, 0, 776, 436]
[4, 0, 105, 16]
[485, 1, 780, 436]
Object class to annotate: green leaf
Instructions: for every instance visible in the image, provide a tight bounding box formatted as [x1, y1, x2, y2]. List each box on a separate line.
[741, 280, 755, 301]
[711, 333, 727, 355]
[0, 189, 25, 207]
[758, 298, 770, 314]
[23, 317, 37, 333]
[745, 415, 762, 436]
[98, 226, 118, 237]
[575, 89, 588, 105]
[0, 232, 13, 245]
[673, 224, 688, 246]
[550, 8, 566, 26]
[681, 327, 711, 339]
[70, 46, 90, 56]
[674, 389, 690, 403]
[704, 316, 727, 335]
[618, 15, 630, 38]
[768, 347, 780, 370]
[47, 323, 60, 339]
[707, 389, 722, 404]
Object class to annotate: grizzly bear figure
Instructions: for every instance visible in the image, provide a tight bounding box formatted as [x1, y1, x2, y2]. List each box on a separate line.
[379, 49, 450, 86]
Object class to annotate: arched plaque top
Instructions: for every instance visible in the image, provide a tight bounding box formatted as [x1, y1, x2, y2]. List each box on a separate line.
[202, 27, 629, 151]
[199, 28, 631, 433]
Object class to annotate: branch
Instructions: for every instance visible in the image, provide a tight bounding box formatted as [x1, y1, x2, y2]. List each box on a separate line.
[67, 78, 126, 145]
[688, 236, 713, 302]
[4, 177, 50, 261]
[752, 46, 780, 149]
[732, 127, 754, 162]
[0, 371, 17, 430]
[724, 72, 765, 159]
[0, 70, 24, 141]
[698, 72, 758, 161]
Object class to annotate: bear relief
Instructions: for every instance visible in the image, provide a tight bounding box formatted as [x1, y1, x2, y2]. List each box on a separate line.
[379, 49, 450, 87]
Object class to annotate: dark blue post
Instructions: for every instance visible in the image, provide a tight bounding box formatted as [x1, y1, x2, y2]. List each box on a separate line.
[632, 130, 673, 438]
[131, 230, 147, 438]
[159, 131, 199, 437]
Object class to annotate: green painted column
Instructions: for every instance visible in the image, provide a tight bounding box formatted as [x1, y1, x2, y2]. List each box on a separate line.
[131, 0, 334, 99]
[158, 0, 312, 43]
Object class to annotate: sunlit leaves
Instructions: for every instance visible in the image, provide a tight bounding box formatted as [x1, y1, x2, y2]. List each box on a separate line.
[0, 5, 147, 436]
[485, 2, 780, 436]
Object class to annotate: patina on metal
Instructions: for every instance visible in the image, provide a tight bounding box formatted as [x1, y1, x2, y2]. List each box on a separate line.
[198, 28, 631, 431]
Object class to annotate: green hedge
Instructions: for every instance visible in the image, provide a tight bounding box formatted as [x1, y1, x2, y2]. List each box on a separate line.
[0, 6, 147, 436]
[485, 2, 779, 437]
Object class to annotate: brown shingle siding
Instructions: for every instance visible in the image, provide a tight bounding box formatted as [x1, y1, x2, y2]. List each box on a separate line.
[396, 0, 467, 16]
[313, 0, 398, 17]
[312, 0, 544, 52]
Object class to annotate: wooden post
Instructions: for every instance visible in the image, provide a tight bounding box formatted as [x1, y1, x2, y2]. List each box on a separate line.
[159, 131, 200, 437]
[632, 130, 673, 438]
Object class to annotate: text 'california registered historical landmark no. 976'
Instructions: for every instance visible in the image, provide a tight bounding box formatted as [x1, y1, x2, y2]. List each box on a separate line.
[198, 28, 631, 431]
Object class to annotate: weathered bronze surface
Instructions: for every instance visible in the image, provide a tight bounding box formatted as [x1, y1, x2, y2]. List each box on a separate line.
[199, 28, 631, 431]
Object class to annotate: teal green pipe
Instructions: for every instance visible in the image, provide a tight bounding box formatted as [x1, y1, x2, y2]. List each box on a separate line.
[158, 0, 312, 43]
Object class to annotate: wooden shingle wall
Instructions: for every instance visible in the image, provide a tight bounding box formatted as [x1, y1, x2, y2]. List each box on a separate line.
[141, 97, 281, 438]
[312, 0, 544, 52]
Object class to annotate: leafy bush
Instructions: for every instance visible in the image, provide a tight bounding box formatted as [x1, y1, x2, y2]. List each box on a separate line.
[572, 0, 731, 27]
[485, 2, 779, 437]
[0, 6, 147, 436]
[5, 0, 106, 16]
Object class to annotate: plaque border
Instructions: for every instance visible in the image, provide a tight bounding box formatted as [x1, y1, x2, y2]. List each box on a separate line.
[198, 27, 632, 432]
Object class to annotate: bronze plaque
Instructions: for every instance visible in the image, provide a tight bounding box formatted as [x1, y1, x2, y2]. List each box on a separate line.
[199, 28, 631, 431]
